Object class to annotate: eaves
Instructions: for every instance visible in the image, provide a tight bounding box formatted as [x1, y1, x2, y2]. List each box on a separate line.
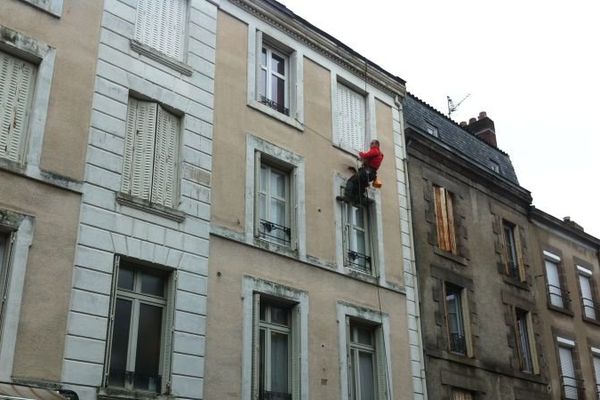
[529, 206, 600, 249]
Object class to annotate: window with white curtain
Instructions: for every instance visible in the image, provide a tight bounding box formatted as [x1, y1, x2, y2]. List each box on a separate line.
[445, 283, 468, 356]
[257, 160, 291, 247]
[544, 252, 566, 309]
[348, 322, 378, 400]
[258, 44, 289, 116]
[558, 341, 580, 400]
[134, 0, 187, 60]
[121, 98, 180, 209]
[343, 203, 372, 274]
[336, 82, 366, 152]
[577, 266, 597, 320]
[0, 50, 36, 163]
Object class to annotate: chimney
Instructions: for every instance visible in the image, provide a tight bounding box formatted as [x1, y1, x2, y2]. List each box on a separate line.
[464, 111, 497, 147]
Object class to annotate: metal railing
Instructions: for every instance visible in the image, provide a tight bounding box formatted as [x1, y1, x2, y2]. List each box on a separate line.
[108, 369, 162, 392]
[262, 391, 292, 400]
[581, 296, 600, 320]
[561, 375, 585, 400]
[547, 283, 571, 310]
[259, 96, 290, 116]
[449, 333, 467, 355]
[259, 219, 291, 246]
[347, 250, 372, 273]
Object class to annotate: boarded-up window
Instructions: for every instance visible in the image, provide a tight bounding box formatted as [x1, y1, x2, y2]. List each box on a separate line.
[121, 98, 179, 208]
[0, 51, 36, 163]
[433, 186, 457, 254]
[134, 0, 187, 60]
[336, 82, 366, 152]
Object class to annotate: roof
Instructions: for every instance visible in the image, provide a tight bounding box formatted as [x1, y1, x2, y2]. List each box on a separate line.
[403, 93, 520, 185]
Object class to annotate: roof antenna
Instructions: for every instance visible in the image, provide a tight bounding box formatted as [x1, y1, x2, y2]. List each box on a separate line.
[447, 93, 470, 117]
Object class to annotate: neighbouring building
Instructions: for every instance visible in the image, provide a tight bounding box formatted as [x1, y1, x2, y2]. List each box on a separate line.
[404, 94, 551, 400]
[203, 0, 425, 399]
[529, 209, 600, 400]
[58, 0, 218, 399]
[0, 0, 102, 388]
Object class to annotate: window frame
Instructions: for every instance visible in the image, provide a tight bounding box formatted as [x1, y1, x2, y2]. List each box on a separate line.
[502, 220, 525, 281]
[256, 160, 292, 247]
[348, 321, 378, 400]
[556, 337, 583, 400]
[433, 185, 457, 254]
[103, 256, 175, 395]
[443, 282, 473, 357]
[334, 80, 367, 153]
[342, 201, 373, 274]
[576, 265, 598, 322]
[543, 251, 570, 312]
[513, 307, 539, 374]
[258, 44, 290, 116]
[590, 346, 600, 399]
[424, 121, 439, 137]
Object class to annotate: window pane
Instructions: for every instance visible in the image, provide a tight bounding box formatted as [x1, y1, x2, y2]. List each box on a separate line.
[545, 260, 564, 308]
[358, 351, 375, 400]
[354, 206, 365, 228]
[260, 165, 268, 192]
[259, 193, 266, 221]
[118, 267, 134, 290]
[134, 304, 163, 391]
[261, 48, 267, 67]
[270, 331, 289, 394]
[271, 75, 285, 107]
[259, 68, 267, 98]
[579, 275, 596, 320]
[270, 199, 286, 226]
[270, 170, 286, 198]
[141, 271, 164, 297]
[271, 53, 285, 75]
[259, 329, 266, 394]
[270, 305, 289, 326]
[109, 299, 132, 387]
[355, 326, 372, 346]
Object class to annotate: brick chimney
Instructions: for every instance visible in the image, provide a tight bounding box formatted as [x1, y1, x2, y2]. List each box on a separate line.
[464, 111, 497, 147]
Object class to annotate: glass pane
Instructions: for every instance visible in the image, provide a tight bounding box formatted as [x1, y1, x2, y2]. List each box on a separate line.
[359, 351, 375, 400]
[141, 272, 164, 297]
[271, 52, 285, 75]
[109, 299, 132, 387]
[271, 76, 285, 107]
[118, 267, 134, 290]
[260, 166, 268, 192]
[355, 326, 372, 346]
[354, 207, 364, 228]
[271, 199, 285, 226]
[261, 48, 267, 67]
[270, 331, 289, 394]
[259, 329, 266, 394]
[355, 230, 366, 255]
[259, 68, 267, 98]
[270, 305, 289, 326]
[134, 304, 163, 391]
[270, 170, 286, 198]
[259, 193, 266, 220]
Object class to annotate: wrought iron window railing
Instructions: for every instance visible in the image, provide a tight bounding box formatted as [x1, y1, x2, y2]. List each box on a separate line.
[449, 333, 467, 355]
[259, 95, 289, 116]
[547, 283, 571, 309]
[347, 250, 372, 273]
[261, 391, 292, 400]
[259, 219, 291, 246]
[561, 375, 585, 400]
[108, 369, 162, 392]
[581, 296, 600, 320]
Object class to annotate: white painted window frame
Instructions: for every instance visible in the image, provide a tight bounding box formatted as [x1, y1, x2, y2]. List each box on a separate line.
[424, 121, 438, 137]
[257, 163, 291, 247]
[0, 26, 55, 172]
[576, 266, 596, 320]
[247, 27, 304, 130]
[0, 216, 34, 380]
[241, 276, 309, 400]
[17, 0, 63, 17]
[245, 134, 305, 257]
[337, 302, 393, 400]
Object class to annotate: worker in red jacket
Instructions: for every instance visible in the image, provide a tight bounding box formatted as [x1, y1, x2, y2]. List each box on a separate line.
[340, 139, 384, 204]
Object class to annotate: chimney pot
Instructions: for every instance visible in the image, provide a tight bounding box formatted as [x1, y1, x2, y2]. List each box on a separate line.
[478, 111, 487, 120]
[469, 117, 477, 124]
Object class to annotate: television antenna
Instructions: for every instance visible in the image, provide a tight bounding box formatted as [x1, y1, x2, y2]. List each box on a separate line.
[447, 93, 470, 117]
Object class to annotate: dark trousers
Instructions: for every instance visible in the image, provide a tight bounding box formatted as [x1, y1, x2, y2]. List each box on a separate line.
[344, 167, 376, 202]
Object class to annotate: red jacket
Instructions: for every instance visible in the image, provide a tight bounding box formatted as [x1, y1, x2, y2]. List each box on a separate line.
[359, 147, 384, 170]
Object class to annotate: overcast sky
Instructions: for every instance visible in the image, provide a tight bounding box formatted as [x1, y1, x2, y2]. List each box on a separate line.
[281, 0, 600, 238]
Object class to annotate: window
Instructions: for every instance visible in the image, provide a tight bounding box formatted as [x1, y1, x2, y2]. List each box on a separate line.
[557, 338, 582, 400]
[0, 50, 36, 163]
[256, 159, 291, 247]
[592, 348, 600, 399]
[433, 186, 457, 254]
[514, 308, 535, 373]
[336, 82, 366, 152]
[452, 388, 474, 400]
[0, 234, 9, 321]
[503, 221, 524, 280]
[490, 161, 500, 173]
[348, 322, 378, 400]
[121, 98, 180, 209]
[258, 44, 289, 116]
[577, 266, 597, 320]
[106, 259, 170, 393]
[444, 283, 469, 355]
[17, 0, 63, 17]
[544, 252, 568, 309]
[343, 203, 372, 274]
[134, 0, 187, 60]
[424, 122, 438, 137]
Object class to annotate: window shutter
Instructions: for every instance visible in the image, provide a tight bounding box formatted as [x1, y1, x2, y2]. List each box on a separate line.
[514, 227, 525, 280]
[460, 289, 473, 357]
[254, 151, 262, 238]
[0, 52, 35, 163]
[559, 346, 576, 378]
[135, 0, 187, 60]
[579, 274, 596, 319]
[375, 327, 388, 399]
[526, 313, 539, 374]
[336, 83, 365, 152]
[151, 106, 179, 208]
[445, 190, 457, 254]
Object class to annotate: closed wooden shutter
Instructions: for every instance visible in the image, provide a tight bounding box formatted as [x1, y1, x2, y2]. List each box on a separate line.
[121, 99, 156, 201]
[135, 0, 187, 60]
[336, 82, 365, 152]
[434, 186, 456, 253]
[151, 106, 179, 208]
[0, 51, 35, 163]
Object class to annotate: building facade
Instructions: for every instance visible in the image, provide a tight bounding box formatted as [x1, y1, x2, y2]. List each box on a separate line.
[405, 94, 550, 400]
[0, 0, 102, 387]
[530, 209, 600, 400]
[203, 1, 425, 399]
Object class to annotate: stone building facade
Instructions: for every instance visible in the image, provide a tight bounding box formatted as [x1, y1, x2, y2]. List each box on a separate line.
[404, 94, 550, 400]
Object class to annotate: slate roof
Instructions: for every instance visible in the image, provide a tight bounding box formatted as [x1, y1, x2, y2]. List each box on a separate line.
[404, 93, 520, 185]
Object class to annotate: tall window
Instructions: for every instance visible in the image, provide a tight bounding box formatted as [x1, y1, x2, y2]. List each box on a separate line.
[257, 161, 291, 247]
[433, 186, 457, 254]
[134, 0, 187, 60]
[348, 322, 378, 400]
[0, 50, 36, 163]
[577, 266, 597, 320]
[107, 260, 169, 392]
[344, 203, 372, 274]
[544, 253, 567, 309]
[258, 44, 289, 116]
[445, 283, 467, 355]
[0, 235, 9, 321]
[592, 350, 600, 399]
[503, 221, 522, 280]
[424, 122, 438, 137]
[557, 341, 581, 400]
[514, 308, 534, 373]
[121, 98, 180, 209]
[336, 82, 366, 152]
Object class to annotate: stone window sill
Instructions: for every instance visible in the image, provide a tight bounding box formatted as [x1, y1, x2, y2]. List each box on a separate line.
[502, 275, 529, 290]
[582, 315, 600, 327]
[130, 40, 193, 76]
[547, 303, 574, 317]
[98, 387, 172, 400]
[433, 247, 468, 266]
[116, 192, 185, 223]
[247, 99, 304, 131]
[18, 0, 63, 17]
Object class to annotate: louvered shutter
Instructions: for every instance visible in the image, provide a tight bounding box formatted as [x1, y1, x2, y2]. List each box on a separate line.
[152, 106, 179, 208]
[545, 260, 564, 308]
[0, 51, 35, 163]
[336, 83, 365, 152]
[121, 99, 156, 201]
[135, 0, 187, 60]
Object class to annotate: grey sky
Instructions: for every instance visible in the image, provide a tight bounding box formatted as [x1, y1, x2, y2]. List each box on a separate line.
[281, 0, 600, 237]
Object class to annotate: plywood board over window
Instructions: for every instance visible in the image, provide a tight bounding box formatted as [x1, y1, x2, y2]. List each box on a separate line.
[433, 186, 457, 254]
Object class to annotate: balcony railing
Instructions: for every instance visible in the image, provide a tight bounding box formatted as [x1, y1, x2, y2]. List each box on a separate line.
[547, 283, 571, 310]
[581, 296, 600, 320]
[347, 250, 372, 273]
[259, 95, 289, 116]
[108, 369, 162, 392]
[561, 375, 585, 400]
[449, 332, 467, 355]
[259, 219, 291, 246]
[262, 391, 292, 400]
